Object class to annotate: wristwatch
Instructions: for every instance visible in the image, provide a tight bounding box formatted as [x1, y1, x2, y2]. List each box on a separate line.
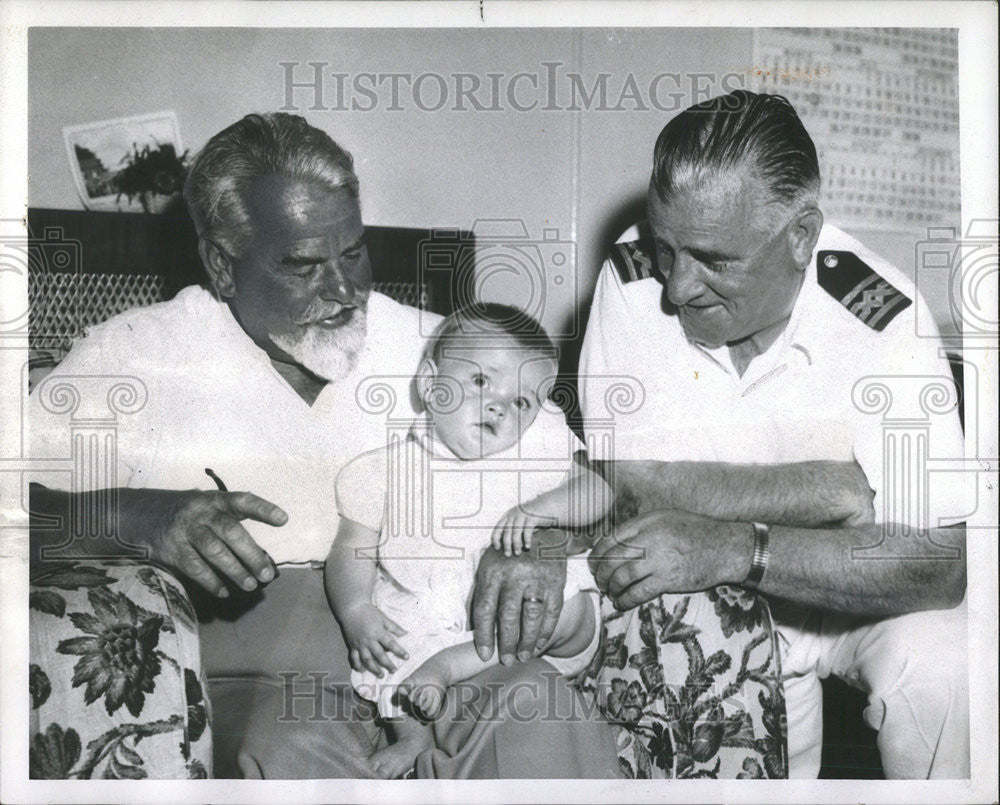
[743, 522, 770, 590]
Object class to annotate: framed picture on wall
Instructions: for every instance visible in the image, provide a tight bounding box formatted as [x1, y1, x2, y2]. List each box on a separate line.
[62, 110, 186, 213]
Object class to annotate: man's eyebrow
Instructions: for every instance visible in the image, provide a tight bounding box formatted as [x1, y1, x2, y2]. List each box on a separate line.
[654, 238, 737, 264]
[689, 247, 738, 263]
[279, 254, 326, 267]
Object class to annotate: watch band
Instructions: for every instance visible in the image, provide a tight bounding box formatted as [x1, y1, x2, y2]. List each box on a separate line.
[743, 522, 770, 590]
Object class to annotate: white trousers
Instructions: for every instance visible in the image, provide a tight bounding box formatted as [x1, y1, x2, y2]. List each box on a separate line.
[775, 597, 970, 779]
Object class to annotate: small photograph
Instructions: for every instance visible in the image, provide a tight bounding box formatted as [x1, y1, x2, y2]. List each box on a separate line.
[63, 111, 187, 212]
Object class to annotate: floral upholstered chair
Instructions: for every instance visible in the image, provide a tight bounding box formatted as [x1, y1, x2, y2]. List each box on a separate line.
[29, 561, 212, 779]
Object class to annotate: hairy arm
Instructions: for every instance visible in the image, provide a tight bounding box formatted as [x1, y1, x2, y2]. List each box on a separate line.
[597, 459, 875, 527]
[759, 520, 966, 614]
[590, 510, 966, 617]
[29, 482, 283, 596]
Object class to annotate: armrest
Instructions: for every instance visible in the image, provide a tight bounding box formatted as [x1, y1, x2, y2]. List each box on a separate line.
[29, 561, 212, 779]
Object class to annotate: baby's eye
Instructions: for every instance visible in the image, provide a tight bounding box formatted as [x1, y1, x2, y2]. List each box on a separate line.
[471, 373, 488, 388]
[513, 397, 531, 411]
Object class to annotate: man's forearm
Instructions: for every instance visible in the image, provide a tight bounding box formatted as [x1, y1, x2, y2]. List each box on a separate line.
[601, 460, 873, 527]
[720, 518, 966, 615]
[29, 483, 151, 565]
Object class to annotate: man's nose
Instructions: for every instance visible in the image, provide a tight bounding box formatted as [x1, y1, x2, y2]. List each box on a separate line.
[665, 254, 705, 307]
[318, 262, 355, 303]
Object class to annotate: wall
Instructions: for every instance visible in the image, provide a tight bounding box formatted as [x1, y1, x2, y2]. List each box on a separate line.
[28, 27, 955, 346]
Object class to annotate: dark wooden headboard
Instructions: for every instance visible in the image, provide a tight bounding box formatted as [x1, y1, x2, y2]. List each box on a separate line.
[27, 206, 474, 356]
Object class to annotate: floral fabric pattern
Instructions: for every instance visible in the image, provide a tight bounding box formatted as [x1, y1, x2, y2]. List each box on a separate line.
[29, 562, 212, 779]
[578, 589, 788, 779]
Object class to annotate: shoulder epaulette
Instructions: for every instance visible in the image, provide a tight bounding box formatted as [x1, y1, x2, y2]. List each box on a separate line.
[817, 250, 911, 331]
[608, 238, 656, 285]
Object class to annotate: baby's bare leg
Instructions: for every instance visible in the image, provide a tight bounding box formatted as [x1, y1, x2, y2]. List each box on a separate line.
[537, 591, 596, 660]
[400, 593, 595, 719]
[399, 642, 497, 719]
[367, 714, 433, 779]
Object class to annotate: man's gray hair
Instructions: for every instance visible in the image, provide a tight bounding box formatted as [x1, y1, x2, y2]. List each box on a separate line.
[184, 112, 358, 256]
[652, 90, 821, 218]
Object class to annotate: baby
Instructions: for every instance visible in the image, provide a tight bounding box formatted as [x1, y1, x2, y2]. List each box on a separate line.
[325, 303, 612, 779]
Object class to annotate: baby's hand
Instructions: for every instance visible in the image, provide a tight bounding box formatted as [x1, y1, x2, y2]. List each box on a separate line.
[341, 603, 409, 677]
[491, 506, 557, 557]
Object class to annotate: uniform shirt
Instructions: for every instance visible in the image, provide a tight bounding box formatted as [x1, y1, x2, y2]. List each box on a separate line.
[29, 286, 440, 564]
[579, 223, 969, 529]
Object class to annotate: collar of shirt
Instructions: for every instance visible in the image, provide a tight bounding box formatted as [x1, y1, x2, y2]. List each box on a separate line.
[409, 414, 460, 460]
[686, 257, 821, 396]
[206, 292, 323, 409]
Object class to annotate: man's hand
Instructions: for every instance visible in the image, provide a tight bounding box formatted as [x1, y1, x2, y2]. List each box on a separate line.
[118, 487, 287, 597]
[339, 603, 409, 677]
[472, 528, 569, 664]
[588, 509, 747, 610]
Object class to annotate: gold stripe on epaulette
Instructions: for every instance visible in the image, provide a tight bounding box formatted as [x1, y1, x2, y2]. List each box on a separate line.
[609, 240, 655, 284]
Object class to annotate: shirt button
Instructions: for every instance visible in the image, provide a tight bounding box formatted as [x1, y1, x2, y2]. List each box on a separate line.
[823, 254, 839, 268]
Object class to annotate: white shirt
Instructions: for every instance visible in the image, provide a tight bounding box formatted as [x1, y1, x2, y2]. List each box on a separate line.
[579, 223, 969, 529]
[336, 412, 586, 627]
[336, 414, 596, 716]
[29, 286, 438, 564]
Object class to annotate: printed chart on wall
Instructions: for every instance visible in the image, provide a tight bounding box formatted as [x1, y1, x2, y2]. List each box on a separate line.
[751, 28, 960, 235]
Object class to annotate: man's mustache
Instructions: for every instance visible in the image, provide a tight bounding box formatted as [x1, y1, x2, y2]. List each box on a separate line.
[294, 295, 369, 326]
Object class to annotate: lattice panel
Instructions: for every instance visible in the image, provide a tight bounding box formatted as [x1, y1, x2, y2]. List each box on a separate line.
[372, 280, 429, 311]
[28, 274, 429, 354]
[29, 272, 164, 351]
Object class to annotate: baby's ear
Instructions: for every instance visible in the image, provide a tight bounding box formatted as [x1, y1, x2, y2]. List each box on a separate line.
[416, 358, 438, 402]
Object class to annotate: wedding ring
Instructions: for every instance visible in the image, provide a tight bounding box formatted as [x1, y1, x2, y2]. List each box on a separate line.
[523, 595, 544, 605]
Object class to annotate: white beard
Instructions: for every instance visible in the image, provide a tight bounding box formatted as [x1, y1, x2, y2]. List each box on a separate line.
[272, 307, 368, 382]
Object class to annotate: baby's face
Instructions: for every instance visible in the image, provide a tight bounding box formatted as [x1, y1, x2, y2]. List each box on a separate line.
[424, 334, 555, 459]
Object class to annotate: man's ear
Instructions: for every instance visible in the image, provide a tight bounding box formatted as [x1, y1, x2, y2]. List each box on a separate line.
[787, 206, 824, 271]
[199, 239, 236, 298]
[416, 357, 438, 403]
